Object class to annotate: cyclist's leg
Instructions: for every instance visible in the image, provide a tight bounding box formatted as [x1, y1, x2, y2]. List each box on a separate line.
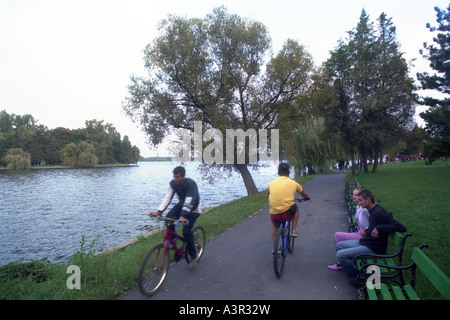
[270, 214, 281, 242]
[291, 206, 299, 237]
[166, 203, 182, 230]
[182, 212, 200, 259]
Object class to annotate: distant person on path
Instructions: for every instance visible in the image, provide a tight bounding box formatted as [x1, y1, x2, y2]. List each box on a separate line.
[328, 187, 370, 270]
[338, 160, 345, 172]
[334, 189, 406, 286]
[267, 163, 310, 242]
[150, 166, 201, 268]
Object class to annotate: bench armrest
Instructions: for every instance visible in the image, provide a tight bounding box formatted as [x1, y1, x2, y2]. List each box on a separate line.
[352, 232, 412, 264]
[357, 244, 428, 286]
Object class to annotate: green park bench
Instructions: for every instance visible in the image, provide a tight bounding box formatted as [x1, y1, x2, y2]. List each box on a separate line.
[361, 245, 450, 300]
[358, 171, 365, 182]
[355, 232, 412, 284]
[344, 182, 359, 225]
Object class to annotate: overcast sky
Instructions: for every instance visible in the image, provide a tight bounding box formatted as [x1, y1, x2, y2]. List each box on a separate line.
[1, 0, 448, 157]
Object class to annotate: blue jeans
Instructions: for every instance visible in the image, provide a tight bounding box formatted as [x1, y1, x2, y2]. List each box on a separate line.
[335, 240, 375, 282]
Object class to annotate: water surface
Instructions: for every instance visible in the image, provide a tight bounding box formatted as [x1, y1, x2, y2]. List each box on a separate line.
[0, 162, 278, 265]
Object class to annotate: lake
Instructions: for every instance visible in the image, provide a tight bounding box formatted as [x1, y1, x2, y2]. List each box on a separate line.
[0, 161, 280, 266]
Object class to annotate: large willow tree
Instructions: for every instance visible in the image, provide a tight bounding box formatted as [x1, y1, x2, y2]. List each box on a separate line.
[123, 7, 314, 195]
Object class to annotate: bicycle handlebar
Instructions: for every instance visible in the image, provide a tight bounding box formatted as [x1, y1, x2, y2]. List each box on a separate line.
[149, 214, 181, 226]
[296, 197, 310, 202]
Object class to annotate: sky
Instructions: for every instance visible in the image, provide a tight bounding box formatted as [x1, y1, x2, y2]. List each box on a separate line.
[1, 0, 448, 157]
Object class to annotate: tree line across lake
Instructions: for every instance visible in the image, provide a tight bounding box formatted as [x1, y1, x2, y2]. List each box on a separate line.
[0, 110, 140, 169]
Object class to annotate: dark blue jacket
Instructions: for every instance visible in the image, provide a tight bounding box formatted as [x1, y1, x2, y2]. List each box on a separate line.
[359, 205, 406, 254]
[157, 178, 200, 218]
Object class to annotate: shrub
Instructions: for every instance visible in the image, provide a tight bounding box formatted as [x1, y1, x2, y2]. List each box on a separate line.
[0, 258, 54, 283]
[5, 148, 31, 170]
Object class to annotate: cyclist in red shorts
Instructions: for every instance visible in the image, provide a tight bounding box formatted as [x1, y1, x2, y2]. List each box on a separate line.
[267, 163, 310, 242]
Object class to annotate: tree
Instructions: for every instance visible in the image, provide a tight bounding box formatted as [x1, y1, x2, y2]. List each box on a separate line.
[289, 116, 345, 175]
[0, 110, 138, 167]
[0, 110, 37, 165]
[120, 135, 133, 164]
[84, 119, 113, 164]
[60, 143, 79, 167]
[277, 66, 348, 176]
[77, 141, 98, 168]
[369, 12, 417, 172]
[417, 5, 450, 162]
[324, 40, 360, 175]
[60, 141, 98, 168]
[123, 6, 314, 195]
[324, 10, 416, 174]
[131, 145, 140, 164]
[47, 127, 78, 165]
[5, 148, 31, 170]
[1, 111, 37, 167]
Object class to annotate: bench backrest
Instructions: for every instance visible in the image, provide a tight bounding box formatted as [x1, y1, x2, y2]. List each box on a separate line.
[391, 232, 405, 247]
[412, 247, 450, 300]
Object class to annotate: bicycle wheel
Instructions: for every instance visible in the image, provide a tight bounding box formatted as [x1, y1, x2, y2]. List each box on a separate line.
[288, 221, 295, 254]
[192, 226, 206, 262]
[138, 243, 170, 296]
[273, 226, 286, 278]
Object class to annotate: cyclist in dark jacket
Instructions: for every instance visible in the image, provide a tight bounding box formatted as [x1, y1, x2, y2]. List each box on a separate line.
[150, 166, 201, 268]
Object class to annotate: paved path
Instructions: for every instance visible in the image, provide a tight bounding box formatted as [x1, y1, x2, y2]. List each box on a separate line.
[118, 172, 360, 300]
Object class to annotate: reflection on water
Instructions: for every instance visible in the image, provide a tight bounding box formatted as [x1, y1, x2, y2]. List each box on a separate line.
[0, 162, 278, 265]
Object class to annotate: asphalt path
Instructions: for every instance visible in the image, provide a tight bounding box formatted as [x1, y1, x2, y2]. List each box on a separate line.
[118, 172, 360, 300]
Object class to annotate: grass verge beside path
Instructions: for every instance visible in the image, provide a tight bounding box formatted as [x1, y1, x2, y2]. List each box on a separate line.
[352, 161, 449, 299]
[0, 175, 313, 300]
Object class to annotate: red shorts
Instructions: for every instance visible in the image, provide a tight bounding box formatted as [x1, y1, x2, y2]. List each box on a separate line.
[270, 204, 298, 225]
[271, 212, 294, 224]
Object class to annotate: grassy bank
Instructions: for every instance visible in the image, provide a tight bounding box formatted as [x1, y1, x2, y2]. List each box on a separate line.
[0, 175, 312, 300]
[351, 160, 449, 299]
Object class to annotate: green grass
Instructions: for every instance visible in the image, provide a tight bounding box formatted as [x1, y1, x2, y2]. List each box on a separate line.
[0, 175, 312, 300]
[353, 160, 450, 299]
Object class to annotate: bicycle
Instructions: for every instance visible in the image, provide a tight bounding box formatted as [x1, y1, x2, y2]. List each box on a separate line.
[138, 216, 206, 296]
[273, 198, 308, 278]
